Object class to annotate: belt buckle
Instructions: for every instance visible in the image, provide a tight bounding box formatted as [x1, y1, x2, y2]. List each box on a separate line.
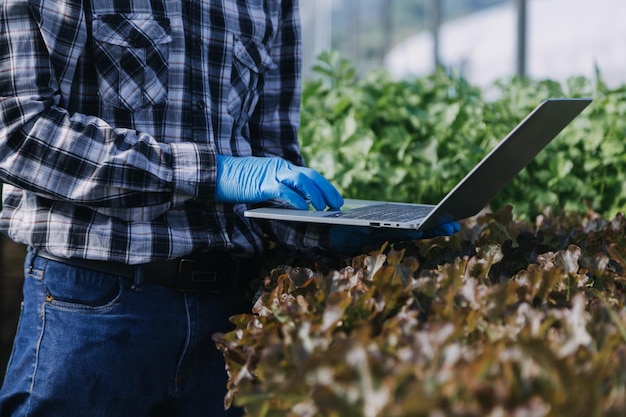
[176, 259, 224, 292]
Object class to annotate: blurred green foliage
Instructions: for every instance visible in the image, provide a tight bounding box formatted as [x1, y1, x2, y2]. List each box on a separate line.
[300, 51, 626, 220]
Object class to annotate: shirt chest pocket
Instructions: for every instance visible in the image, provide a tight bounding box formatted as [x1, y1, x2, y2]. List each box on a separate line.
[227, 36, 276, 126]
[92, 14, 172, 112]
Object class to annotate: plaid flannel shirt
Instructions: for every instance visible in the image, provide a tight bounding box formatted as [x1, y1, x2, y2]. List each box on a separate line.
[0, 0, 325, 263]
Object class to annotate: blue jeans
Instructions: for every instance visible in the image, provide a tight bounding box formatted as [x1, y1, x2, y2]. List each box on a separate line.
[0, 250, 249, 417]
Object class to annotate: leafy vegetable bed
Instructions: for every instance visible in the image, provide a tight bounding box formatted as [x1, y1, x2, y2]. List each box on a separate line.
[215, 55, 626, 416]
[215, 207, 626, 416]
[299, 52, 626, 220]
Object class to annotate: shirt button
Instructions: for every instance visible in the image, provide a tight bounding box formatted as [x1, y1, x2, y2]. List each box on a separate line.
[197, 100, 206, 109]
[194, 36, 202, 46]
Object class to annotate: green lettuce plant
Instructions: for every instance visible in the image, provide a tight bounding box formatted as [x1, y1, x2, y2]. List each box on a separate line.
[299, 52, 626, 220]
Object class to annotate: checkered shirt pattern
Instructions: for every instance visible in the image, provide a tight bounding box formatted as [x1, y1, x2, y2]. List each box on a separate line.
[0, 0, 325, 263]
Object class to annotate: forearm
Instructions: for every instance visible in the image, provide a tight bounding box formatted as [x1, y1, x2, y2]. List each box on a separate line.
[0, 0, 215, 215]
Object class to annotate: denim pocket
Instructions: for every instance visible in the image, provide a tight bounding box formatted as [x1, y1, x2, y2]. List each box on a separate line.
[41, 260, 125, 313]
[227, 35, 276, 126]
[92, 14, 171, 111]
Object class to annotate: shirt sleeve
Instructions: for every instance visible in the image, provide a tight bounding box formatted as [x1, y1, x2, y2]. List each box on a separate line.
[0, 0, 216, 220]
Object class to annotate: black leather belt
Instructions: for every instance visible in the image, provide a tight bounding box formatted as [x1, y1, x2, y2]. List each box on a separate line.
[34, 250, 259, 293]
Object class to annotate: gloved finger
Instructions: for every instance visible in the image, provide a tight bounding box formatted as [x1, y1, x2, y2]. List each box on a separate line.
[421, 221, 460, 238]
[296, 166, 344, 209]
[278, 171, 326, 210]
[279, 168, 341, 211]
[434, 221, 460, 235]
[270, 183, 311, 210]
[280, 166, 343, 210]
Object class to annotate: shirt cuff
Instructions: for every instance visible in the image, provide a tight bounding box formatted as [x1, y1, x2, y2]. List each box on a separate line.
[169, 142, 216, 207]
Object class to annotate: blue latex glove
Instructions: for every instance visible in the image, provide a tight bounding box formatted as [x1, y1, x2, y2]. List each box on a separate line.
[329, 222, 460, 255]
[215, 155, 344, 210]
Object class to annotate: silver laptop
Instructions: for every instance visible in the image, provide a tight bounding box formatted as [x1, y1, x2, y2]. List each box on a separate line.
[245, 98, 592, 231]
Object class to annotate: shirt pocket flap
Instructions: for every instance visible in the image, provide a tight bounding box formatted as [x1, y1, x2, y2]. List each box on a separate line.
[233, 36, 276, 74]
[93, 14, 172, 48]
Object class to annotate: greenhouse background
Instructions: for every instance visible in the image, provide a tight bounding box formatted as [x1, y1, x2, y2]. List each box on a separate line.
[301, 0, 626, 88]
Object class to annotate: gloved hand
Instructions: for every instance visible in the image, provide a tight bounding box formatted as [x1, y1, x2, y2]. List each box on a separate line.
[215, 155, 344, 210]
[329, 222, 460, 255]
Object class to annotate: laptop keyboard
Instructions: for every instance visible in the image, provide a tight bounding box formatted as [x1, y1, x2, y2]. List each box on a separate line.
[327, 204, 433, 222]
